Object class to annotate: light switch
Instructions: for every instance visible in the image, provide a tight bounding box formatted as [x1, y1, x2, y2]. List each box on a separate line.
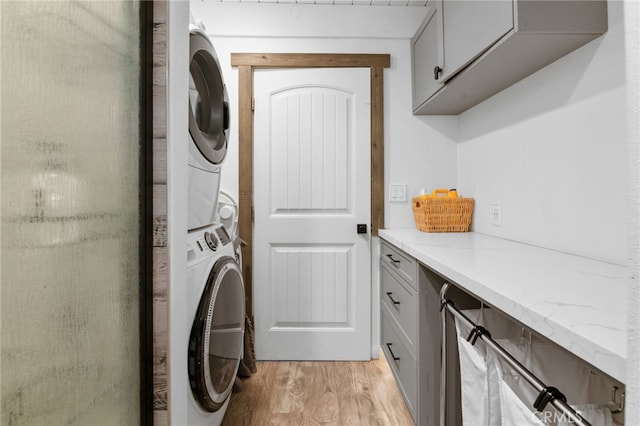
[389, 184, 407, 203]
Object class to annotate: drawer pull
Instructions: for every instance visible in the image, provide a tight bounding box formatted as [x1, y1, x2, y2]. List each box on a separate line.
[386, 292, 400, 305]
[386, 343, 400, 361]
[386, 254, 400, 265]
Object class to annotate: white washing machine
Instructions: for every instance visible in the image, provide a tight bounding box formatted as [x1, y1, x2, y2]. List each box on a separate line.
[187, 223, 245, 425]
[188, 25, 229, 231]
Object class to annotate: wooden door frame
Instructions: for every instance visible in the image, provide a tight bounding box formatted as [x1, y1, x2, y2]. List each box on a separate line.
[231, 53, 390, 318]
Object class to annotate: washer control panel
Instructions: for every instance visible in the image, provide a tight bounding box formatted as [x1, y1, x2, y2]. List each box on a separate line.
[187, 223, 233, 264]
[203, 232, 218, 251]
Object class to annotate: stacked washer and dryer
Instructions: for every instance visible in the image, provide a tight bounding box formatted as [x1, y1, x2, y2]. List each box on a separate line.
[186, 24, 245, 426]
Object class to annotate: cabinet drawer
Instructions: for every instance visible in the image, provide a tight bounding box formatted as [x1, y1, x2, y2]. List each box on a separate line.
[381, 267, 418, 354]
[381, 242, 417, 290]
[382, 311, 418, 422]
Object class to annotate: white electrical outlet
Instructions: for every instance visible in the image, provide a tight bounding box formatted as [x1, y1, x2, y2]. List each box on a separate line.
[491, 203, 502, 227]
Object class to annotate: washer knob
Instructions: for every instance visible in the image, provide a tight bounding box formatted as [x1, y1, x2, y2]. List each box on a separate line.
[204, 232, 218, 251]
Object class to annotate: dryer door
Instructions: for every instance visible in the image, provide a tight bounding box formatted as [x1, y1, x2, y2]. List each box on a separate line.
[189, 29, 229, 166]
[189, 256, 245, 412]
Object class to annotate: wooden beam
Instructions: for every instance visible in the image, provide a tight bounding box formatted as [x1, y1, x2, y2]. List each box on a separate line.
[370, 65, 385, 236]
[231, 53, 390, 69]
[237, 65, 254, 319]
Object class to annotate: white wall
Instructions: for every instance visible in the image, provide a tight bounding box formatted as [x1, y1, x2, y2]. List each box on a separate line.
[624, 0, 640, 422]
[457, 1, 628, 265]
[190, 2, 458, 230]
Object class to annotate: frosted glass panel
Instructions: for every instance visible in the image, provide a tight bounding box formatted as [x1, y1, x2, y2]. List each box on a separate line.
[1, 2, 142, 424]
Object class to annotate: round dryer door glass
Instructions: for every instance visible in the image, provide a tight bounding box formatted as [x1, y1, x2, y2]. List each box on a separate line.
[189, 256, 245, 412]
[189, 30, 229, 166]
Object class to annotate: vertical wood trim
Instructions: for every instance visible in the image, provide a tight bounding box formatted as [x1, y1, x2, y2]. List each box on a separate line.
[371, 66, 385, 236]
[151, 0, 168, 423]
[238, 65, 254, 319]
[139, 2, 155, 423]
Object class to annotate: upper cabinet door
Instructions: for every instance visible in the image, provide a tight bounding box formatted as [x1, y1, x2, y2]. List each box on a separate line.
[411, 2, 444, 111]
[441, 0, 514, 82]
[411, 0, 606, 115]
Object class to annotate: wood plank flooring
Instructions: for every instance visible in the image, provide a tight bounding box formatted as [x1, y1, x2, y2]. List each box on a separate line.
[222, 353, 414, 426]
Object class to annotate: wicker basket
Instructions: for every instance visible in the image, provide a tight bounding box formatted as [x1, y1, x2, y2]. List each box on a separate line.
[412, 196, 474, 232]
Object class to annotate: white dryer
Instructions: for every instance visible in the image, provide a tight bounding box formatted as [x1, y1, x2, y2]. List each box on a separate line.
[187, 223, 245, 425]
[188, 25, 229, 231]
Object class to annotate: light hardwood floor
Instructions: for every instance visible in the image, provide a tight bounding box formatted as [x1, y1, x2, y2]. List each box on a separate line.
[222, 353, 414, 426]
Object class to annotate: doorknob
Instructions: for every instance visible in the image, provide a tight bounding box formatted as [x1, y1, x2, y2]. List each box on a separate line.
[357, 224, 367, 234]
[434, 66, 443, 80]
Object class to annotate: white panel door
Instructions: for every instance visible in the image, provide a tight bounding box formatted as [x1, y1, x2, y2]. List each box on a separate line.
[253, 68, 371, 360]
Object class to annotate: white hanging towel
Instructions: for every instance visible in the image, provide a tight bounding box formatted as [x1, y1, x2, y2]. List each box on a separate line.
[497, 376, 545, 426]
[457, 335, 490, 425]
[455, 308, 618, 426]
[484, 351, 544, 426]
[455, 314, 502, 425]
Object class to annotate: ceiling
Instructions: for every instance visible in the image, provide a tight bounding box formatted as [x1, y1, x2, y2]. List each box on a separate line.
[202, 0, 429, 6]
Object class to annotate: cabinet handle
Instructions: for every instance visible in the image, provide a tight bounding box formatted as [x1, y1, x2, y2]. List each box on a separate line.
[434, 66, 443, 81]
[386, 292, 400, 305]
[386, 343, 400, 361]
[386, 254, 400, 265]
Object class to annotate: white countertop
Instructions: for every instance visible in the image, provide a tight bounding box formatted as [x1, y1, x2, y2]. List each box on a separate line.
[378, 228, 631, 384]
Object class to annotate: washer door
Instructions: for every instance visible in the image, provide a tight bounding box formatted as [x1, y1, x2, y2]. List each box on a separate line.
[189, 29, 229, 166]
[189, 256, 245, 412]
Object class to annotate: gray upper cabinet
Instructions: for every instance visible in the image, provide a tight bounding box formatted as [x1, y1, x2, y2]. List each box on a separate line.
[411, 2, 444, 112]
[412, 0, 608, 115]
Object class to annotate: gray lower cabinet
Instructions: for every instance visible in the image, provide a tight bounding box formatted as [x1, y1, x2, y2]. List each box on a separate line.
[380, 241, 440, 426]
[381, 312, 419, 417]
[381, 240, 474, 426]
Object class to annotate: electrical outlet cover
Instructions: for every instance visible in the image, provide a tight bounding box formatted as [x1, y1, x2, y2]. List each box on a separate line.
[389, 184, 407, 203]
[491, 203, 502, 226]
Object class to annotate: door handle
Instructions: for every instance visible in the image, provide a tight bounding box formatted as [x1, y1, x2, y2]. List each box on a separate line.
[434, 66, 443, 81]
[386, 343, 400, 361]
[386, 254, 400, 265]
[386, 292, 400, 305]
[357, 224, 367, 234]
